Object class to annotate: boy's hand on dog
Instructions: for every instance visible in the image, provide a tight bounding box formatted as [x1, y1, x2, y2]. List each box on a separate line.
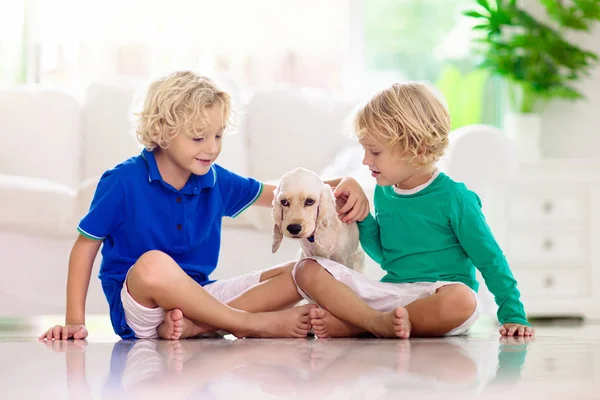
[333, 177, 370, 223]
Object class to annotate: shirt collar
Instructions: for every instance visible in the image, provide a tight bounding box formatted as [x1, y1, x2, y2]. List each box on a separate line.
[141, 149, 217, 194]
[392, 169, 440, 195]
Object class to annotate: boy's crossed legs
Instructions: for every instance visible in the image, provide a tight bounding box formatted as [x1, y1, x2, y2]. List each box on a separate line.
[292, 257, 478, 339]
[160, 262, 302, 339]
[124, 250, 310, 340]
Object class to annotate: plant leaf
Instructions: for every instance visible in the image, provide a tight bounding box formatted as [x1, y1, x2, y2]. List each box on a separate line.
[476, 0, 491, 11]
[463, 10, 486, 19]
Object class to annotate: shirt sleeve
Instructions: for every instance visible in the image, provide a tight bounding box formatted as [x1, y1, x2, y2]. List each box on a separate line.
[77, 170, 125, 240]
[357, 213, 384, 264]
[215, 165, 263, 218]
[447, 186, 530, 326]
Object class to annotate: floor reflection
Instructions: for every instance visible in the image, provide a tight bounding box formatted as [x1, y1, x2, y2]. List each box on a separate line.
[40, 335, 533, 399]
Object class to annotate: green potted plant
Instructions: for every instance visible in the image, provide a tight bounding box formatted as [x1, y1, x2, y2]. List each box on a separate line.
[464, 0, 600, 160]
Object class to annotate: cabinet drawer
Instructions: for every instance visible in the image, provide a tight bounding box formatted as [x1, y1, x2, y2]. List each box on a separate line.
[516, 269, 588, 298]
[507, 192, 587, 224]
[507, 230, 588, 264]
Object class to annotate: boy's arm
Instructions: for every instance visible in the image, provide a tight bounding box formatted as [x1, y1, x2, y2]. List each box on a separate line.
[357, 213, 384, 264]
[41, 234, 101, 341]
[448, 189, 530, 327]
[40, 169, 124, 341]
[253, 183, 277, 208]
[66, 235, 102, 325]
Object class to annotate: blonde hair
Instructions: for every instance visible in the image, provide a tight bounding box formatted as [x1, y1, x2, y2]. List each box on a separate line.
[133, 71, 231, 151]
[354, 82, 451, 168]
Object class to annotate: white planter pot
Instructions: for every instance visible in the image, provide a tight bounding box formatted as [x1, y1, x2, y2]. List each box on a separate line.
[503, 113, 542, 162]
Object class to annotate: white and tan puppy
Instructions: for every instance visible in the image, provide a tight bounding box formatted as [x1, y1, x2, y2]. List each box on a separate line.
[271, 167, 364, 272]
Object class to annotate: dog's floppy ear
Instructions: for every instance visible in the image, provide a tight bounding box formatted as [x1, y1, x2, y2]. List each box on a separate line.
[271, 186, 283, 253]
[314, 184, 341, 254]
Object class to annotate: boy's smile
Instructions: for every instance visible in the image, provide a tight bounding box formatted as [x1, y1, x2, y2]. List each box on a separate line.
[195, 158, 214, 167]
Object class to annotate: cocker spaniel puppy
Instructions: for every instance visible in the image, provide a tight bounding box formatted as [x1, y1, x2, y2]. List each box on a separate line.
[271, 168, 365, 272]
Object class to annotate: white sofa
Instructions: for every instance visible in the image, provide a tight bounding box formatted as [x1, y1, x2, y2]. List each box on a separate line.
[0, 83, 516, 318]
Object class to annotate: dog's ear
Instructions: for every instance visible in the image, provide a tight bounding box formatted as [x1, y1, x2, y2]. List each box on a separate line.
[271, 186, 283, 253]
[315, 184, 341, 254]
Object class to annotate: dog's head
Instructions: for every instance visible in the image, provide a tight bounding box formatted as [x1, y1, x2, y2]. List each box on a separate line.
[271, 168, 340, 254]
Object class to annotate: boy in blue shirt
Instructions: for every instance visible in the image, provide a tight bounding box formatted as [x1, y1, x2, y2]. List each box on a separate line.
[39, 71, 366, 341]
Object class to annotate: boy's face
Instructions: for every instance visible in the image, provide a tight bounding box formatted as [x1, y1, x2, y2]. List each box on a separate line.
[165, 105, 225, 176]
[359, 136, 419, 188]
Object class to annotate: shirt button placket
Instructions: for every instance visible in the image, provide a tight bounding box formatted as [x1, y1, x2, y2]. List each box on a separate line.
[176, 196, 183, 232]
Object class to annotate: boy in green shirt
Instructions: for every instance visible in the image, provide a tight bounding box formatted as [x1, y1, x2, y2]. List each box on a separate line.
[292, 82, 534, 339]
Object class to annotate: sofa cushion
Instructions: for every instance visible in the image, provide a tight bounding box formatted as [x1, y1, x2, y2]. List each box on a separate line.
[82, 82, 141, 180]
[244, 87, 358, 181]
[0, 174, 76, 238]
[0, 89, 82, 188]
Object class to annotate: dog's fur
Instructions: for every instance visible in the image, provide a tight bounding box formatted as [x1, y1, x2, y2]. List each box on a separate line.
[271, 168, 365, 273]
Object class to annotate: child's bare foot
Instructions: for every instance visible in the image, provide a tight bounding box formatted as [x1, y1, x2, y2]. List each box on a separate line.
[393, 307, 411, 339]
[309, 307, 365, 338]
[237, 304, 314, 338]
[370, 307, 411, 339]
[157, 309, 213, 340]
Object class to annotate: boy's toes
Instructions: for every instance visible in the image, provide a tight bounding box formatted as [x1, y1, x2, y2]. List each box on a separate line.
[393, 307, 411, 339]
[172, 326, 183, 340]
[309, 307, 327, 320]
[314, 327, 329, 338]
[294, 327, 310, 337]
[311, 318, 325, 327]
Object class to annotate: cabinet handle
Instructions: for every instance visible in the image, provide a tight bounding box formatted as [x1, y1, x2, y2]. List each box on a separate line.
[544, 276, 554, 288]
[543, 239, 554, 250]
[542, 201, 554, 214]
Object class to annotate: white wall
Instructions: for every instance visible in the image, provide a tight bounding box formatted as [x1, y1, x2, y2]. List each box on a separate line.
[543, 28, 600, 159]
[523, 0, 600, 159]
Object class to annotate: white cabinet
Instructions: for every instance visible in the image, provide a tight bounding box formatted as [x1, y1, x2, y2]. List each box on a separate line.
[487, 159, 600, 320]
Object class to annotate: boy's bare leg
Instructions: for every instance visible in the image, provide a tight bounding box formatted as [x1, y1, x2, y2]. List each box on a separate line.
[402, 284, 476, 337]
[126, 251, 312, 339]
[159, 261, 303, 339]
[228, 262, 303, 311]
[308, 271, 476, 338]
[293, 259, 410, 338]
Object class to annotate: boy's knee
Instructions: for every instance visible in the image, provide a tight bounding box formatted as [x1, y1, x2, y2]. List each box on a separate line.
[440, 284, 477, 325]
[292, 259, 324, 288]
[129, 250, 175, 289]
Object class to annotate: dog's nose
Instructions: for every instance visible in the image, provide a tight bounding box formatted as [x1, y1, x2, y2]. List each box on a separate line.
[286, 224, 302, 235]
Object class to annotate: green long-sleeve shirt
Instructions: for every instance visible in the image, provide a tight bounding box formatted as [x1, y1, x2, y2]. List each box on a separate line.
[357, 172, 529, 326]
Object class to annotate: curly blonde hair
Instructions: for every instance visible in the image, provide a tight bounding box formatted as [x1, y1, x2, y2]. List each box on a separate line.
[133, 71, 231, 151]
[354, 82, 451, 168]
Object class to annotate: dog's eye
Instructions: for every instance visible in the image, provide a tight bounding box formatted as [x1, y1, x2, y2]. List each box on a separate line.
[305, 198, 315, 206]
[281, 199, 289, 207]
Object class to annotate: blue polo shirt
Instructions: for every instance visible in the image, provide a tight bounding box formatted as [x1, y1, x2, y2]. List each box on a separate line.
[77, 149, 263, 339]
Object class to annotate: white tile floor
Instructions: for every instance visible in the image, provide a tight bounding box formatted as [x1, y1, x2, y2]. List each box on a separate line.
[1, 318, 600, 399]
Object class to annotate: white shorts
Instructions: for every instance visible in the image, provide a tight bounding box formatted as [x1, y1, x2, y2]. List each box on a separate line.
[121, 270, 262, 339]
[292, 256, 481, 336]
